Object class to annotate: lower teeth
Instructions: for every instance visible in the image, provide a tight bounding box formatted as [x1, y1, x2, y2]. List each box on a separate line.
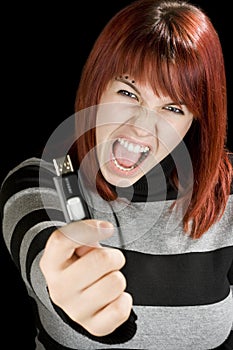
[113, 157, 135, 171]
[112, 151, 149, 172]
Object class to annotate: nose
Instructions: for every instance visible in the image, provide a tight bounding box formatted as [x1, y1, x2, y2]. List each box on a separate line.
[128, 107, 157, 137]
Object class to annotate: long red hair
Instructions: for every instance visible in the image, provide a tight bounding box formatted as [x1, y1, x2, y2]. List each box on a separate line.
[72, 0, 232, 238]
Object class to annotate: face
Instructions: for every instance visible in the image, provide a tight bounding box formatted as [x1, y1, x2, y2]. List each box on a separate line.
[96, 76, 193, 187]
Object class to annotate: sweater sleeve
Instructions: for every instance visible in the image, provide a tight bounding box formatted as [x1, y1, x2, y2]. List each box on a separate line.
[0, 157, 137, 345]
[52, 298, 137, 344]
[0, 158, 67, 310]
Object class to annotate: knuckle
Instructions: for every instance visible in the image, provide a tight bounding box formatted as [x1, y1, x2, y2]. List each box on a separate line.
[93, 247, 113, 266]
[50, 229, 63, 243]
[110, 271, 126, 291]
[44, 229, 64, 250]
[114, 293, 133, 321]
[98, 247, 125, 268]
[91, 247, 109, 267]
[97, 247, 111, 261]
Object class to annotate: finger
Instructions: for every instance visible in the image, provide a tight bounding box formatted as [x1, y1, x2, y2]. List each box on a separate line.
[40, 220, 114, 272]
[84, 292, 133, 337]
[75, 242, 100, 258]
[64, 245, 125, 290]
[60, 219, 114, 245]
[76, 270, 127, 318]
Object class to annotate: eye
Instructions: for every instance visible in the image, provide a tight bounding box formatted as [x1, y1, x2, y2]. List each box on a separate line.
[163, 105, 184, 115]
[117, 89, 139, 101]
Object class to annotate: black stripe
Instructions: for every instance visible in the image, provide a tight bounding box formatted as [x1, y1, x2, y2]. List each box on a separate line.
[29, 280, 233, 350]
[10, 208, 64, 270]
[31, 297, 75, 350]
[26, 226, 58, 287]
[0, 164, 55, 218]
[120, 246, 233, 306]
[228, 262, 233, 285]
[32, 298, 137, 349]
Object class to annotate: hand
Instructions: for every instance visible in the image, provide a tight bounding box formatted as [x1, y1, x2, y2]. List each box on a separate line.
[39, 220, 133, 336]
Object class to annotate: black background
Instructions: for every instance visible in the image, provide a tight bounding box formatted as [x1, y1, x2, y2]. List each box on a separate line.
[1, 1, 232, 347]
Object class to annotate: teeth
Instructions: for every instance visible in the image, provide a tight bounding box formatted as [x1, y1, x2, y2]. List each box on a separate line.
[112, 138, 150, 172]
[117, 138, 149, 154]
[113, 157, 135, 172]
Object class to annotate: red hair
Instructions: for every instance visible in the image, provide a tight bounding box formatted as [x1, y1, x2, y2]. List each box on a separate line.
[73, 0, 232, 238]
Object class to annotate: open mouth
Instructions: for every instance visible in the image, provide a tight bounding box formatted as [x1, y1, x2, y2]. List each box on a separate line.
[112, 137, 150, 172]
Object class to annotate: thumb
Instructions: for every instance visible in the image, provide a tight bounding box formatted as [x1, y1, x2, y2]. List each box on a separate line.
[40, 220, 114, 272]
[59, 219, 114, 247]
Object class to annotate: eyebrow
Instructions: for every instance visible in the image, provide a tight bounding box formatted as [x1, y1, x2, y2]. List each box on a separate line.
[164, 102, 185, 106]
[115, 77, 185, 107]
[115, 77, 141, 96]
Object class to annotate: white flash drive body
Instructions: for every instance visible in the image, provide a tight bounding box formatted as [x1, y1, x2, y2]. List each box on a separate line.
[53, 155, 90, 223]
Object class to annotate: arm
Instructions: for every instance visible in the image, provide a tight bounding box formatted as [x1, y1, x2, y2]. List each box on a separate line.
[0, 158, 136, 345]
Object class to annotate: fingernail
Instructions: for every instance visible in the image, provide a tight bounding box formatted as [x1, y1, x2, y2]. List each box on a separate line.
[97, 221, 115, 235]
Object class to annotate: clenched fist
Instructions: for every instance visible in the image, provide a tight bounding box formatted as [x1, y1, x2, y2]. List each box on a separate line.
[39, 219, 133, 336]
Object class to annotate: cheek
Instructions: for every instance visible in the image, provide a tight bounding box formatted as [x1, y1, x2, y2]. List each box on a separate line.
[156, 118, 193, 150]
[166, 118, 193, 137]
[179, 118, 193, 137]
[96, 125, 115, 145]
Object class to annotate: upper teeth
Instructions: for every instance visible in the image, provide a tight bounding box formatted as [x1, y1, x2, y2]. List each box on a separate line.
[118, 138, 149, 153]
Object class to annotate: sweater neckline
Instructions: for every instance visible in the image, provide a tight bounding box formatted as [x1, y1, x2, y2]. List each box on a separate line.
[110, 152, 178, 203]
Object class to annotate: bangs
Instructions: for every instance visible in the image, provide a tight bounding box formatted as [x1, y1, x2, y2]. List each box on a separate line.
[106, 30, 204, 114]
[97, 1, 208, 114]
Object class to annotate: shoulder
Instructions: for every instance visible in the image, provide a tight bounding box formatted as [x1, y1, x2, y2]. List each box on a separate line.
[0, 157, 55, 217]
[1, 157, 55, 190]
[2, 157, 55, 181]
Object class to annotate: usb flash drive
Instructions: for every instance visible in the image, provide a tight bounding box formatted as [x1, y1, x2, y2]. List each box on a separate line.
[53, 155, 90, 223]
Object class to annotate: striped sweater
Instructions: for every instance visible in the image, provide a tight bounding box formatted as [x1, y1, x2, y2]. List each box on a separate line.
[0, 156, 232, 349]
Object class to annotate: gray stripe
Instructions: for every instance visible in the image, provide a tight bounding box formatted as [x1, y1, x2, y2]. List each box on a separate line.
[30, 252, 61, 313]
[132, 291, 233, 349]
[31, 290, 232, 349]
[20, 221, 65, 287]
[1, 157, 54, 186]
[88, 191, 233, 254]
[2, 187, 61, 249]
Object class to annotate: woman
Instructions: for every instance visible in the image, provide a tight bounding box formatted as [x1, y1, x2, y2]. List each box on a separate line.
[1, 0, 232, 348]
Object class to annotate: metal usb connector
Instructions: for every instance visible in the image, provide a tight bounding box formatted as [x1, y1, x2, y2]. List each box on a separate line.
[53, 155, 90, 223]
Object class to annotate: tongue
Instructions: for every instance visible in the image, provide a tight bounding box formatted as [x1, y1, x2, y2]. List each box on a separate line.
[113, 142, 141, 168]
